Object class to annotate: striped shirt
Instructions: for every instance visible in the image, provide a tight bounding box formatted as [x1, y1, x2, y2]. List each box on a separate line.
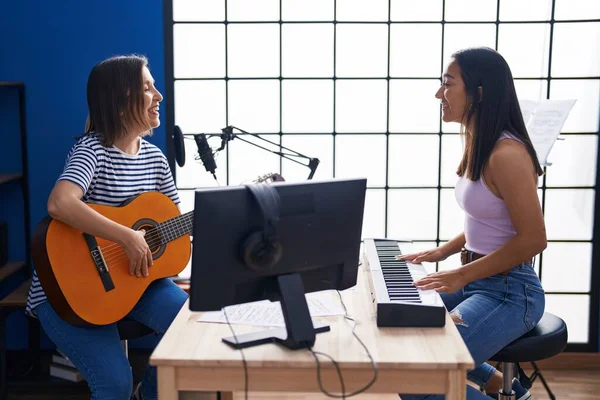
[26, 134, 180, 315]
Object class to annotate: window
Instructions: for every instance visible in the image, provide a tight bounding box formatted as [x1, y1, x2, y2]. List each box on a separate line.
[165, 0, 600, 351]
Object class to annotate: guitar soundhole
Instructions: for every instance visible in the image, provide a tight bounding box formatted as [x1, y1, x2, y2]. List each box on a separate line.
[132, 219, 166, 260]
[140, 224, 161, 253]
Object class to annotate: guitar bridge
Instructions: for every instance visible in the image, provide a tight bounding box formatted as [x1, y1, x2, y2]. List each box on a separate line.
[83, 233, 115, 292]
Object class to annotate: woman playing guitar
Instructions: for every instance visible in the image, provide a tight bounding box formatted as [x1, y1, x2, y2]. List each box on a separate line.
[26, 55, 187, 400]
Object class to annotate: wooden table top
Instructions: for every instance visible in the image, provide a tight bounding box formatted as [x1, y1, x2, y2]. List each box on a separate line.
[151, 261, 474, 372]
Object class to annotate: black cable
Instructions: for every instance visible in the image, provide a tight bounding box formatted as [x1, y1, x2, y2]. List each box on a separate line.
[309, 349, 347, 398]
[223, 307, 248, 400]
[307, 290, 379, 398]
[223, 287, 377, 400]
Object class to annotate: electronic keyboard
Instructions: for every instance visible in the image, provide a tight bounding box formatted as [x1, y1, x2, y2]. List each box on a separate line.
[363, 238, 446, 327]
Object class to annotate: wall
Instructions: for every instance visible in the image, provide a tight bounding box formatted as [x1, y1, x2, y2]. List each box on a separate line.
[0, 0, 166, 349]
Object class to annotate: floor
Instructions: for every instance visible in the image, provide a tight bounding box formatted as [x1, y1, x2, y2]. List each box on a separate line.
[6, 351, 599, 399]
[229, 369, 599, 399]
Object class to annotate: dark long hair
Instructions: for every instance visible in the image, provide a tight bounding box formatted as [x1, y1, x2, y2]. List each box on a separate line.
[453, 47, 544, 180]
[84, 54, 149, 147]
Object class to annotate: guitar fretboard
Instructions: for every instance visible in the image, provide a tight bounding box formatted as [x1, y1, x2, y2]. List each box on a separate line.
[155, 211, 193, 244]
[156, 178, 274, 244]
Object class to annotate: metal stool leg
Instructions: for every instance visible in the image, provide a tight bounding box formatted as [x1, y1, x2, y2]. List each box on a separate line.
[529, 361, 556, 400]
[498, 362, 516, 400]
[122, 339, 128, 360]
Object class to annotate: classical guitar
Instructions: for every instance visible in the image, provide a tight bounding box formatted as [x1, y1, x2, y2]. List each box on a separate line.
[32, 172, 284, 327]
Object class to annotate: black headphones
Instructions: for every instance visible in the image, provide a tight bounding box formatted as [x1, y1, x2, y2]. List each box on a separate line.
[240, 183, 283, 271]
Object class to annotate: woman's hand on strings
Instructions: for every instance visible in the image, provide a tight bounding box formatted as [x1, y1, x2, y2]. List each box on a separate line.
[123, 229, 153, 277]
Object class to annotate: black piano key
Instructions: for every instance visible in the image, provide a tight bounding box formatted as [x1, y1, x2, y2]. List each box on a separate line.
[385, 284, 417, 288]
[384, 277, 413, 280]
[388, 293, 420, 298]
[387, 290, 419, 295]
[390, 297, 421, 301]
[387, 292, 419, 296]
[386, 287, 418, 291]
[388, 292, 420, 296]
[389, 298, 421, 303]
[382, 278, 414, 282]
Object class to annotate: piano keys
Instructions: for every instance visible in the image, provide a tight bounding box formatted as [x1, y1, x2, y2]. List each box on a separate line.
[363, 238, 446, 328]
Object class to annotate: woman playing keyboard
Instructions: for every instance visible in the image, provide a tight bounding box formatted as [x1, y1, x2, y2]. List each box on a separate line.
[398, 47, 546, 400]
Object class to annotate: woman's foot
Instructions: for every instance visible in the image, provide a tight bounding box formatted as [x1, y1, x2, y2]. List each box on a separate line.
[487, 378, 531, 400]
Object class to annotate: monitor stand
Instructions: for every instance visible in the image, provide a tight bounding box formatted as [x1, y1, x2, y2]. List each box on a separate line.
[221, 273, 331, 350]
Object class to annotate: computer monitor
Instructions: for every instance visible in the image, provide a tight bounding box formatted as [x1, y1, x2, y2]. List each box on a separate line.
[189, 178, 366, 350]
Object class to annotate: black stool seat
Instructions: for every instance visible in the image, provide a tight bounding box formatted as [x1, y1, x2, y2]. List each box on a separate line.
[117, 319, 154, 341]
[490, 312, 567, 363]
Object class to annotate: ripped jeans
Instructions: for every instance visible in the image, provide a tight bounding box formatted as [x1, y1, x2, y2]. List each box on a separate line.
[400, 263, 545, 400]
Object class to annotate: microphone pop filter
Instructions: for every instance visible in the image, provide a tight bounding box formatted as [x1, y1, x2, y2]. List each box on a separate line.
[173, 125, 186, 167]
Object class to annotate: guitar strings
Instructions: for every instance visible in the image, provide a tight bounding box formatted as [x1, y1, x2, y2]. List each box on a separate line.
[100, 215, 193, 260]
[100, 213, 193, 260]
[100, 218, 193, 266]
[100, 213, 194, 264]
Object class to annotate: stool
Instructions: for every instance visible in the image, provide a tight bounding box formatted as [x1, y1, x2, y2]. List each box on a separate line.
[117, 319, 155, 359]
[489, 312, 568, 400]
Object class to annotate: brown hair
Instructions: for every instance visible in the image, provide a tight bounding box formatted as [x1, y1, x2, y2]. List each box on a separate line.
[84, 54, 150, 146]
[452, 47, 544, 180]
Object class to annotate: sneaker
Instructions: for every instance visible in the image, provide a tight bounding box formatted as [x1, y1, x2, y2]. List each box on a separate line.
[488, 377, 531, 400]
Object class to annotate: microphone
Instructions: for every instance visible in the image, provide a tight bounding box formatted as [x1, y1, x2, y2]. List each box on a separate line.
[193, 133, 217, 180]
[173, 125, 186, 167]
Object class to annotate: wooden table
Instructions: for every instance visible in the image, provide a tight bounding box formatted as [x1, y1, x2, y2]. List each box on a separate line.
[150, 263, 474, 399]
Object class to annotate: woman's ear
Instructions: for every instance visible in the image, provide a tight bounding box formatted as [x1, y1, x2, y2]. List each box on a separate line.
[477, 86, 483, 103]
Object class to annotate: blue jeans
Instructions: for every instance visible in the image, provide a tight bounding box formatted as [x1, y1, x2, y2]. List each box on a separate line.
[400, 263, 545, 400]
[35, 278, 188, 400]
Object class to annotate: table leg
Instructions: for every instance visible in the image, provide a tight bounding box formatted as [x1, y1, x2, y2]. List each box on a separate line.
[446, 370, 467, 400]
[158, 366, 178, 400]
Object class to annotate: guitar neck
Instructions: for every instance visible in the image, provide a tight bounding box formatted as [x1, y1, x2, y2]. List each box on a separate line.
[160, 174, 278, 243]
[157, 211, 194, 243]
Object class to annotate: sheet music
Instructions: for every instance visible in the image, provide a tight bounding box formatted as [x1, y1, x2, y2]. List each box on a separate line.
[519, 99, 537, 126]
[520, 99, 576, 166]
[196, 290, 345, 327]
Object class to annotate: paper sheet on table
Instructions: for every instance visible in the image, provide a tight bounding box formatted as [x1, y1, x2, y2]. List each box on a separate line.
[520, 99, 576, 166]
[196, 291, 345, 327]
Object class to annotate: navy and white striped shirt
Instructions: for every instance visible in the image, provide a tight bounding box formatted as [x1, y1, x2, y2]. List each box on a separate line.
[26, 134, 180, 315]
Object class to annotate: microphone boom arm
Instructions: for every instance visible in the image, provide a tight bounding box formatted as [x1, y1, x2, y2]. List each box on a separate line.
[185, 126, 320, 180]
[221, 126, 320, 180]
